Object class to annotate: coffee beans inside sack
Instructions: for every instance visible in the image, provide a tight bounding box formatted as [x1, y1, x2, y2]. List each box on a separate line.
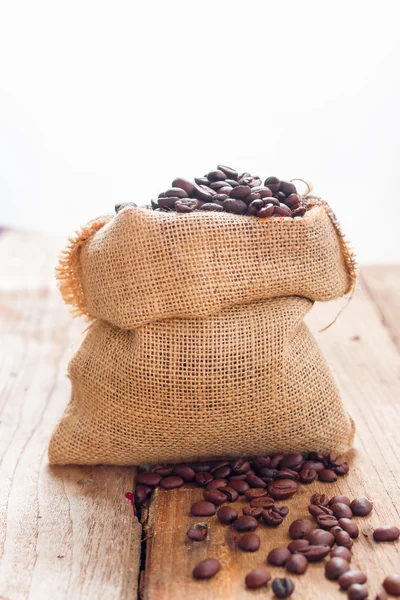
[49, 167, 357, 465]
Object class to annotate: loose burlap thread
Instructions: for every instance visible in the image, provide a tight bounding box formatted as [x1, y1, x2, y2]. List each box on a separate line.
[49, 201, 356, 466]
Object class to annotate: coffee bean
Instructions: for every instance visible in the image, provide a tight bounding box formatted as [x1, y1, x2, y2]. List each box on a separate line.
[203, 490, 227, 506]
[334, 462, 350, 475]
[213, 465, 231, 479]
[276, 468, 299, 481]
[246, 474, 267, 488]
[268, 547, 291, 566]
[272, 505, 289, 517]
[136, 472, 162, 487]
[261, 508, 284, 527]
[238, 532, 260, 552]
[256, 204, 275, 218]
[193, 183, 214, 202]
[284, 194, 300, 209]
[243, 507, 263, 519]
[289, 519, 314, 539]
[225, 179, 239, 187]
[383, 574, 400, 596]
[171, 178, 196, 196]
[217, 165, 238, 179]
[318, 469, 338, 482]
[159, 475, 184, 489]
[338, 570, 367, 590]
[373, 525, 400, 542]
[200, 184, 217, 196]
[280, 453, 304, 471]
[305, 528, 335, 547]
[134, 485, 152, 505]
[223, 198, 247, 214]
[158, 196, 182, 209]
[165, 187, 188, 199]
[338, 518, 359, 538]
[228, 480, 249, 494]
[186, 523, 208, 541]
[192, 558, 221, 580]
[251, 186, 273, 198]
[309, 504, 333, 519]
[199, 202, 225, 212]
[153, 466, 174, 477]
[264, 176, 280, 194]
[245, 488, 269, 500]
[331, 503, 353, 519]
[250, 497, 275, 509]
[292, 205, 307, 217]
[330, 495, 351, 506]
[275, 203, 293, 217]
[191, 501, 216, 516]
[210, 180, 229, 191]
[217, 505, 238, 525]
[271, 577, 294, 598]
[255, 466, 278, 478]
[231, 458, 251, 474]
[325, 557, 350, 580]
[208, 170, 226, 182]
[310, 493, 330, 506]
[268, 479, 298, 500]
[175, 200, 197, 212]
[336, 530, 353, 549]
[233, 515, 259, 532]
[280, 181, 297, 196]
[192, 461, 211, 472]
[244, 192, 261, 204]
[195, 472, 214, 486]
[173, 465, 195, 482]
[300, 468, 317, 483]
[316, 514, 339, 530]
[245, 569, 271, 589]
[286, 553, 308, 574]
[302, 460, 325, 473]
[331, 546, 352, 562]
[115, 202, 136, 213]
[350, 498, 373, 516]
[288, 539, 310, 552]
[295, 544, 331, 562]
[210, 460, 230, 473]
[219, 487, 238, 502]
[347, 584, 369, 599]
[205, 478, 227, 490]
[229, 185, 251, 200]
[194, 177, 209, 186]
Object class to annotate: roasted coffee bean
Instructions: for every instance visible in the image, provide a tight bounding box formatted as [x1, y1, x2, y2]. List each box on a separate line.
[276, 468, 299, 481]
[250, 496, 275, 509]
[229, 185, 251, 200]
[217, 165, 238, 179]
[228, 474, 247, 480]
[173, 465, 195, 482]
[208, 170, 226, 182]
[316, 514, 339, 530]
[280, 453, 304, 471]
[285, 193, 300, 209]
[134, 485, 152, 505]
[331, 503, 353, 519]
[286, 553, 308, 574]
[186, 523, 208, 541]
[160, 475, 184, 489]
[261, 508, 283, 527]
[194, 177, 209, 186]
[289, 519, 314, 539]
[225, 178, 239, 187]
[318, 469, 338, 482]
[330, 495, 351, 506]
[205, 478, 227, 490]
[219, 487, 239, 502]
[213, 193, 229, 203]
[347, 584, 368, 600]
[193, 183, 214, 202]
[339, 518, 359, 538]
[200, 184, 216, 196]
[373, 525, 400, 542]
[231, 458, 251, 474]
[245, 569, 271, 589]
[383, 574, 400, 596]
[275, 203, 293, 217]
[300, 468, 317, 483]
[217, 186, 233, 195]
[153, 466, 174, 477]
[338, 570, 367, 590]
[305, 528, 335, 547]
[287, 539, 310, 552]
[165, 187, 188, 198]
[272, 577, 294, 598]
[228, 479, 250, 494]
[158, 196, 181, 208]
[203, 490, 227, 506]
[233, 516, 259, 531]
[192, 558, 221, 580]
[199, 202, 224, 211]
[280, 181, 297, 196]
[115, 202, 136, 213]
[246, 474, 267, 488]
[302, 460, 325, 473]
[244, 192, 261, 204]
[192, 461, 211, 472]
[175, 199, 196, 212]
[270, 453, 285, 468]
[195, 472, 214, 486]
[223, 198, 247, 214]
[213, 465, 232, 479]
[210, 180, 229, 190]
[331, 546, 352, 562]
[268, 479, 298, 500]
[258, 467, 279, 479]
[245, 488, 269, 500]
[136, 472, 162, 487]
[264, 176, 280, 194]
[172, 177, 196, 196]
[350, 498, 373, 516]
[295, 544, 331, 562]
[310, 493, 330, 506]
[217, 505, 238, 525]
[272, 505, 289, 517]
[243, 507, 263, 519]
[336, 530, 353, 549]
[292, 205, 307, 217]
[238, 532, 260, 552]
[251, 186, 273, 198]
[325, 557, 350, 580]
[191, 501, 216, 516]
[267, 547, 291, 566]
[334, 462, 350, 475]
[308, 504, 333, 519]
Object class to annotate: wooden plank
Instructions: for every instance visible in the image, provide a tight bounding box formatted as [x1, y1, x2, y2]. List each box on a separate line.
[361, 265, 400, 351]
[142, 271, 400, 600]
[0, 230, 141, 600]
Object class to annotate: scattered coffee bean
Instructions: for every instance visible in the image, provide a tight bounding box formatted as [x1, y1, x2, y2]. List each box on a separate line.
[271, 577, 294, 598]
[347, 583, 369, 599]
[339, 518, 359, 538]
[373, 525, 400, 542]
[310, 493, 330, 506]
[186, 523, 208, 541]
[330, 495, 351, 506]
[217, 505, 238, 525]
[205, 478, 227, 491]
[159, 475, 184, 489]
[330, 525, 344, 537]
[279, 453, 304, 471]
[318, 469, 338, 483]
[336, 530, 353, 549]
[261, 508, 284, 527]
[231, 458, 251, 474]
[134, 484, 152, 505]
[309, 504, 333, 518]
[331, 546, 352, 562]
[136, 472, 162, 487]
[285, 553, 308, 575]
[246, 474, 267, 488]
[338, 570, 367, 590]
[173, 465, 195, 482]
[305, 528, 335, 547]
[219, 487, 238, 502]
[228, 480, 249, 494]
[350, 498, 373, 517]
[195, 472, 214, 486]
[250, 497, 274, 509]
[203, 490, 227, 506]
[316, 514, 339, 530]
[289, 519, 314, 539]
[325, 557, 350, 580]
[268, 479, 298, 500]
[300, 468, 317, 483]
[383, 574, 400, 596]
[245, 568, 271, 589]
[233, 516, 259, 531]
[154, 466, 174, 477]
[268, 547, 291, 566]
[287, 539, 310, 552]
[191, 501, 216, 517]
[331, 503, 353, 519]
[295, 544, 331, 562]
[238, 533, 261, 552]
[245, 488, 269, 500]
[213, 465, 232, 479]
[272, 505, 289, 517]
[192, 558, 221, 580]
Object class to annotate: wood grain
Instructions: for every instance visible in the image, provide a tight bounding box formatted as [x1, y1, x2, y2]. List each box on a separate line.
[142, 279, 400, 600]
[362, 265, 400, 351]
[0, 230, 141, 600]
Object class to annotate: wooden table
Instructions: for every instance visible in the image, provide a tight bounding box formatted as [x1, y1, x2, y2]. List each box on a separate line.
[1, 228, 399, 599]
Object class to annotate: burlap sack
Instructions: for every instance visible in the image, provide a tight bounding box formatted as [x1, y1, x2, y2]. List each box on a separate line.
[49, 200, 356, 465]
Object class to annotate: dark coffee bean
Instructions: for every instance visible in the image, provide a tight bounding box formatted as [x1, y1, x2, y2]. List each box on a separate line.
[205, 478, 227, 490]
[300, 468, 317, 483]
[280, 180, 297, 196]
[217, 165, 237, 179]
[229, 185, 251, 200]
[192, 462, 211, 472]
[215, 185, 231, 195]
[225, 178, 239, 187]
[195, 472, 214, 486]
[305, 528, 335, 547]
[252, 456, 271, 470]
[233, 516, 259, 531]
[292, 206, 307, 217]
[336, 530, 353, 549]
[153, 466, 174, 477]
[186, 523, 208, 541]
[213, 465, 232, 479]
[272, 577, 294, 598]
[213, 193, 229, 203]
[289, 519, 314, 539]
[158, 196, 181, 209]
[238, 532, 260, 552]
[285, 553, 308, 574]
[175, 200, 196, 213]
[318, 469, 338, 482]
[193, 182, 214, 202]
[165, 187, 188, 198]
[245, 474, 267, 488]
[243, 507, 263, 519]
[276, 468, 299, 481]
[220, 487, 239, 502]
[136, 472, 162, 487]
[256, 204, 275, 218]
[115, 202, 136, 213]
[330, 495, 351, 506]
[199, 184, 216, 196]
[203, 490, 227, 506]
[272, 505, 289, 517]
[308, 504, 333, 519]
[223, 198, 247, 214]
[280, 453, 304, 471]
[250, 497, 274, 509]
[310, 493, 330, 506]
[295, 544, 331, 562]
[276, 191, 287, 202]
[373, 525, 400, 542]
[192, 558, 221, 580]
[327, 452, 345, 467]
[350, 498, 373, 516]
[325, 557, 350, 580]
[338, 518, 359, 538]
[194, 177, 209, 186]
[159, 475, 184, 489]
[338, 570, 367, 590]
[134, 485, 152, 505]
[173, 465, 195, 482]
[330, 525, 344, 537]
[171, 178, 196, 196]
[207, 170, 226, 182]
[264, 176, 280, 194]
[229, 474, 247, 480]
[251, 186, 273, 198]
[245, 488, 269, 500]
[270, 453, 285, 468]
[231, 458, 251, 474]
[245, 569, 271, 589]
[334, 462, 350, 475]
[258, 467, 279, 479]
[268, 547, 291, 566]
[268, 479, 298, 500]
[191, 501, 216, 516]
[383, 574, 400, 596]
[209, 180, 229, 190]
[302, 460, 325, 473]
[347, 583, 369, 599]
[261, 508, 283, 527]
[244, 192, 261, 204]
[316, 514, 338, 530]
[217, 505, 238, 525]
[228, 479, 249, 494]
[287, 539, 310, 552]
[284, 193, 300, 209]
[275, 203, 293, 217]
[199, 202, 224, 212]
[331, 546, 352, 562]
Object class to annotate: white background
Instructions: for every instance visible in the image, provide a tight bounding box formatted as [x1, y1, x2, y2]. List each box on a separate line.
[1, 0, 399, 263]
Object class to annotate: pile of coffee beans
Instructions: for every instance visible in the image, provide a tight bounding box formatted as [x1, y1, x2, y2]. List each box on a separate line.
[115, 166, 310, 218]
